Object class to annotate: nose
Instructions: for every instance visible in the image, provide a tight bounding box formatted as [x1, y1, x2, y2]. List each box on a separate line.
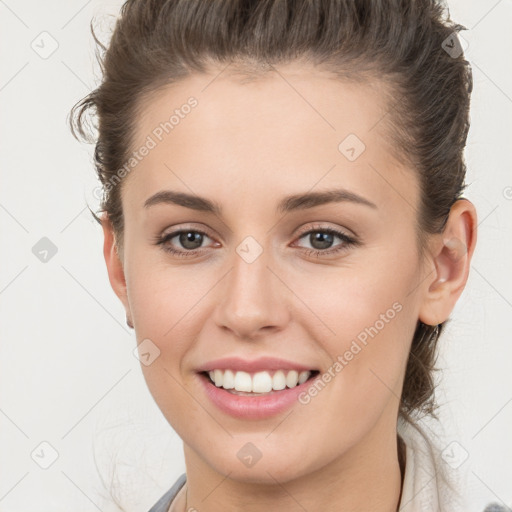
[213, 245, 290, 340]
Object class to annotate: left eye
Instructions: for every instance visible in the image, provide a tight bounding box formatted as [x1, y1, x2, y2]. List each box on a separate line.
[294, 228, 357, 255]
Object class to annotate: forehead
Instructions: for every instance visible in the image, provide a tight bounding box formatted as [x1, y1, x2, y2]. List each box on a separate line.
[123, 62, 418, 220]
[134, 62, 392, 155]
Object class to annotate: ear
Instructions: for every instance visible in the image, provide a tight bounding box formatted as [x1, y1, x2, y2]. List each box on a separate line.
[101, 213, 134, 328]
[418, 199, 478, 326]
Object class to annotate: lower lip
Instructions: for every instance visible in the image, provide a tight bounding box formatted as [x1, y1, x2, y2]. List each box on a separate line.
[197, 372, 319, 420]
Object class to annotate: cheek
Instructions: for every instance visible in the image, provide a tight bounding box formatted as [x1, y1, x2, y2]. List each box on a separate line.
[125, 259, 233, 429]
[126, 253, 213, 349]
[291, 251, 418, 402]
[292, 256, 415, 346]
[128, 265, 209, 434]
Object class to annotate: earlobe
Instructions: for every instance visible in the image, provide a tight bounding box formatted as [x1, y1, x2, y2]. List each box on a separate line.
[101, 213, 133, 326]
[418, 199, 478, 326]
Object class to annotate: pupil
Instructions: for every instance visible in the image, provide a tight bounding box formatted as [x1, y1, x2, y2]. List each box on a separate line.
[311, 232, 333, 250]
[180, 232, 202, 249]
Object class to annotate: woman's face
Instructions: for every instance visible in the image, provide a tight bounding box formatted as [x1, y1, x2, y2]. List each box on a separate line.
[110, 62, 434, 483]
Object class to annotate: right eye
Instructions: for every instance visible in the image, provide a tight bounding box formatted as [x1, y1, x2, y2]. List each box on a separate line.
[154, 228, 218, 257]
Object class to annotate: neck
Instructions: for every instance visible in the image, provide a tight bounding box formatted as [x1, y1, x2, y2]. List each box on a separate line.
[180, 418, 404, 512]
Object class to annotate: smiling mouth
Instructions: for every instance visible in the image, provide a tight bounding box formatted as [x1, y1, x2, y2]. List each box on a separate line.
[200, 369, 320, 395]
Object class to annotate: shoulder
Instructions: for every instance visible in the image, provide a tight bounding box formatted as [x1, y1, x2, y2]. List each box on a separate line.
[147, 473, 187, 512]
[397, 419, 510, 512]
[398, 418, 465, 511]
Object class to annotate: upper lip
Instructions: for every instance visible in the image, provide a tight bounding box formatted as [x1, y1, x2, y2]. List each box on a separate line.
[196, 356, 317, 373]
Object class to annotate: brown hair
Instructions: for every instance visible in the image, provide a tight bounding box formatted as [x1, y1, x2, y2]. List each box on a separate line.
[69, 0, 473, 422]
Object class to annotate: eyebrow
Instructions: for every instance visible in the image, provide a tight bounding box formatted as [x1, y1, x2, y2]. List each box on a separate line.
[143, 188, 378, 214]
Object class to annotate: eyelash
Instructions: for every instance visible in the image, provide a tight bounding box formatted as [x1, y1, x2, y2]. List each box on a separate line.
[153, 225, 358, 259]
[155, 226, 359, 258]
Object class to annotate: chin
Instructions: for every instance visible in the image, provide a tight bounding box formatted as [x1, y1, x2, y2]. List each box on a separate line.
[195, 439, 317, 485]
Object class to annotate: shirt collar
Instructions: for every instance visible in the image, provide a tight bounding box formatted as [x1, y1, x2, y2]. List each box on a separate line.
[397, 418, 466, 511]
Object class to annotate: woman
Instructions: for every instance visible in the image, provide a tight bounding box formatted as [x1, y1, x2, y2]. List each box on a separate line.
[70, 1, 481, 510]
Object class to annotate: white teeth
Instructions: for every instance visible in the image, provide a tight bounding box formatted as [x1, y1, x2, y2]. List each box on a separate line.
[214, 369, 223, 387]
[223, 369, 235, 389]
[234, 371, 252, 392]
[253, 371, 273, 393]
[206, 369, 313, 392]
[298, 370, 310, 384]
[286, 370, 299, 388]
[272, 370, 286, 391]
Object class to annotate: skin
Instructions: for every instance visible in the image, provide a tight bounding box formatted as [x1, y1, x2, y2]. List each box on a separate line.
[101, 62, 477, 512]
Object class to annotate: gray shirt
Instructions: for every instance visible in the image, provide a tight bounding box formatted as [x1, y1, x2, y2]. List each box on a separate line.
[148, 473, 186, 512]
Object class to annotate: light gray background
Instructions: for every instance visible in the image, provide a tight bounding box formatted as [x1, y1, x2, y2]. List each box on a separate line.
[0, 1, 510, 510]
